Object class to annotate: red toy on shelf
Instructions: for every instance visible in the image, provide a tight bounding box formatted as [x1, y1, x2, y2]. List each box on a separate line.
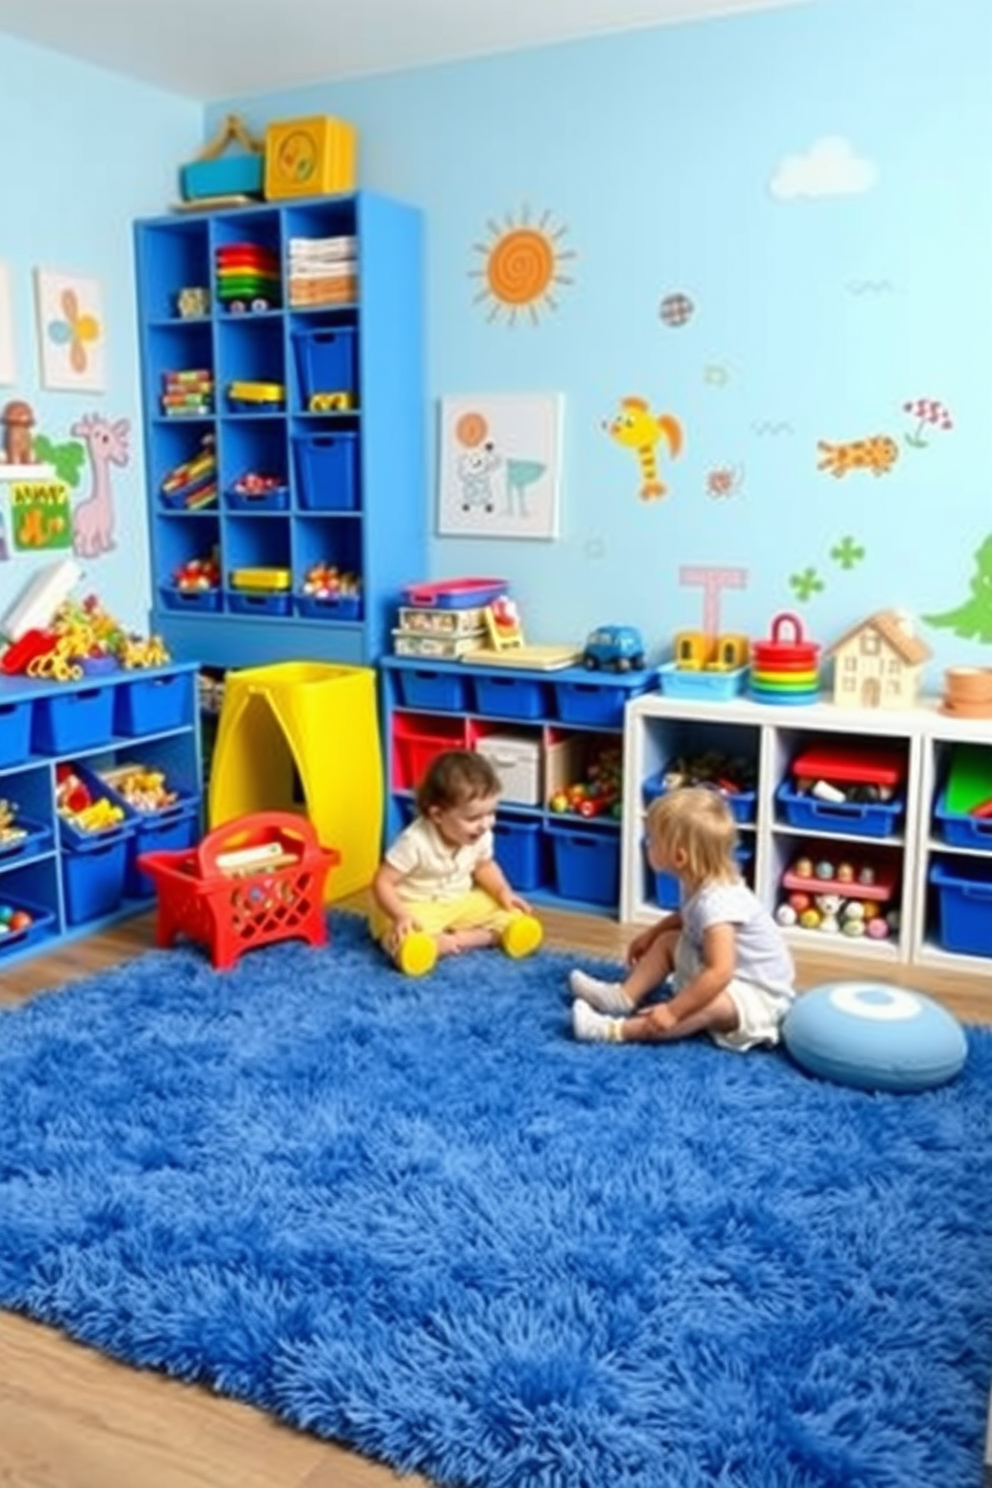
[138, 811, 340, 971]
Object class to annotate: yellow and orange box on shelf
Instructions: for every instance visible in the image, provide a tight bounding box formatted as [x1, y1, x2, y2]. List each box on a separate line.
[264, 115, 357, 200]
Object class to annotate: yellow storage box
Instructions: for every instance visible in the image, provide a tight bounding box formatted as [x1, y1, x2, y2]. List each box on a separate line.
[229, 567, 291, 591]
[264, 116, 357, 200]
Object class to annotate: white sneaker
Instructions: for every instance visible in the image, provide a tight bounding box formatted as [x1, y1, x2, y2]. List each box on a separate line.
[572, 1000, 623, 1043]
[568, 968, 633, 1016]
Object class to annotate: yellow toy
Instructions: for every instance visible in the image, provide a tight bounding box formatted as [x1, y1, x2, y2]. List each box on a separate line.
[264, 115, 357, 200]
[208, 661, 382, 902]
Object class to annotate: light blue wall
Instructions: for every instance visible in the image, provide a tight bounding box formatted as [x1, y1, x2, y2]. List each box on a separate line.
[0, 36, 200, 633]
[209, 0, 992, 683]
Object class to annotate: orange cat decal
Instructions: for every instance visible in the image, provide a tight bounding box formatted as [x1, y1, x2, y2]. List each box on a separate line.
[817, 435, 899, 478]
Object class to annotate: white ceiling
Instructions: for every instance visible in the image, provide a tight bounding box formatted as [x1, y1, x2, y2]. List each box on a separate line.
[0, 0, 812, 102]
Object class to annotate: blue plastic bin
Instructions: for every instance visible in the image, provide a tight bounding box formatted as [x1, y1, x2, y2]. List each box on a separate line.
[933, 789, 992, 850]
[0, 896, 57, 959]
[0, 699, 33, 768]
[642, 767, 758, 826]
[115, 672, 194, 736]
[125, 802, 201, 898]
[493, 818, 545, 893]
[472, 673, 550, 721]
[295, 593, 363, 621]
[552, 674, 655, 728]
[652, 844, 754, 910]
[227, 590, 293, 617]
[292, 326, 358, 401]
[0, 816, 53, 863]
[61, 831, 131, 924]
[548, 825, 620, 907]
[397, 669, 470, 713]
[775, 782, 904, 839]
[293, 432, 359, 510]
[33, 685, 115, 755]
[930, 859, 992, 957]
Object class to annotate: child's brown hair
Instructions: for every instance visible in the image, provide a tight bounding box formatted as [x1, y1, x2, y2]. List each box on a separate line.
[646, 785, 739, 886]
[416, 749, 501, 815]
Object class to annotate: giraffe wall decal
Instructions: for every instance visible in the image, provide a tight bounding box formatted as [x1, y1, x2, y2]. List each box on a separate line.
[69, 413, 130, 558]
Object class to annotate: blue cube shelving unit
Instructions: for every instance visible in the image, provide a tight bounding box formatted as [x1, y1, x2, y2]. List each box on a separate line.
[0, 663, 202, 970]
[134, 192, 426, 669]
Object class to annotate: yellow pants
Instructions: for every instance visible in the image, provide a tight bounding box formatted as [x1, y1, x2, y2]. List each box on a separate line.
[369, 888, 518, 946]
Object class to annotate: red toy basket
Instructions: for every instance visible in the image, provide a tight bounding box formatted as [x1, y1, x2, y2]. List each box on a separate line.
[138, 810, 340, 970]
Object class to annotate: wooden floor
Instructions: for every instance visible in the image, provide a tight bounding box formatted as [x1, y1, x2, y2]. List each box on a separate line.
[3, 894, 990, 1488]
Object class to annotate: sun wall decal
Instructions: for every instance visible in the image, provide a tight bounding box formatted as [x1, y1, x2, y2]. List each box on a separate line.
[469, 207, 575, 326]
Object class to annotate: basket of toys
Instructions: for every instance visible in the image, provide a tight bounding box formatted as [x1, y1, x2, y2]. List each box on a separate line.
[137, 810, 340, 970]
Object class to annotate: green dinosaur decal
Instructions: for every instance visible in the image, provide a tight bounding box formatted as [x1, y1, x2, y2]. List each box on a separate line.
[32, 435, 85, 489]
[923, 534, 992, 643]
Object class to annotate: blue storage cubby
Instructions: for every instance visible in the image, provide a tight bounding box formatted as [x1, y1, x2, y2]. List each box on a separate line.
[493, 818, 546, 893]
[292, 326, 358, 402]
[33, 685, 115, 755]
[397, 668, 470, 713]
[115, 670, 195, 736]
[930, 859, 992, 957]
[775, 782, 904, 839]
[472, 673, 550, 721]
[138, 196, 425, 667]
[548, 825, 620, 907]
[292, 432, 360, 510]
[552, 673, 655, 728]
[0, 699, 33, 769]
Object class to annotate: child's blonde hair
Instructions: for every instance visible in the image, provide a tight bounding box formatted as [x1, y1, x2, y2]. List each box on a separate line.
[646, 785, 739, 886]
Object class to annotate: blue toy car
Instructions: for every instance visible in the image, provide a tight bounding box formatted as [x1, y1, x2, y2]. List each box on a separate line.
[582, 624, 646, 672]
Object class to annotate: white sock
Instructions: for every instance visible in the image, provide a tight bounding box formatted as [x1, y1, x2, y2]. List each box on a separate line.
[569, 968, 634, 1016]
[572, 1000, 624, 1043]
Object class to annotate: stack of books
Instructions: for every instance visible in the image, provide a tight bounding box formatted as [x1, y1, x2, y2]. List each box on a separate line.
[288, 235, 358, 307]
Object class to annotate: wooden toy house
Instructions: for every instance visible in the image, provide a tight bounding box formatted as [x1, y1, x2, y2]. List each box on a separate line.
[828, 609, 932, 710]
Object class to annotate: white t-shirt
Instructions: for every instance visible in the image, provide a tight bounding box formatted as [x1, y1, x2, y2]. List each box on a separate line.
[680, 879, 796, 999]
[385, 816, 493, 904]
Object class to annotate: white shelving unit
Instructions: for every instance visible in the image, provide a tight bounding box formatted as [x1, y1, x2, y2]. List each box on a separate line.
[621, 691, 992, 976]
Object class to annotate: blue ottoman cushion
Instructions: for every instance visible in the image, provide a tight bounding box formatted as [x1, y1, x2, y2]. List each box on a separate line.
[783, 982, 968, 1092]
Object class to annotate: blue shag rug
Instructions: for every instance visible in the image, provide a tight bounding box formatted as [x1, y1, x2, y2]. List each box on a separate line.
[2, 912, 992, 1488]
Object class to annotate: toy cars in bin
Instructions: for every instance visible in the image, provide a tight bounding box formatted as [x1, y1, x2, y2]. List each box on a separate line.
[138, 810, 340, 971]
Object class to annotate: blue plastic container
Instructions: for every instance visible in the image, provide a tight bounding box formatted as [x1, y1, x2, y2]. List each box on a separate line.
[33, 685, 115, 755]
[292, 326, 358, 401]
[125, 802, 201, 898]
[642, 766, 758, 826]
[652, 844, 754, 910]
[0, 896, 57, 959]
[293, 432, 359, 511]
[775, 782, 904, 839]
[930, 859, 992, 957]
[493, 818, 545, 893]
[548, 825, 620, 907]
[397, 668, 470, 713]
[0, 816, 53, 863]
[115, 672, 194, 737]
[160, 585, 223, 613]
[227, 590, 293, 617]
[0, 698, 33, 768]
[472, 673, 550, 721]
[552, 674, 655, 728]
[61, 831, 131, 924]
[933, 788, 992, 850]
[295, 594, 363, 621]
